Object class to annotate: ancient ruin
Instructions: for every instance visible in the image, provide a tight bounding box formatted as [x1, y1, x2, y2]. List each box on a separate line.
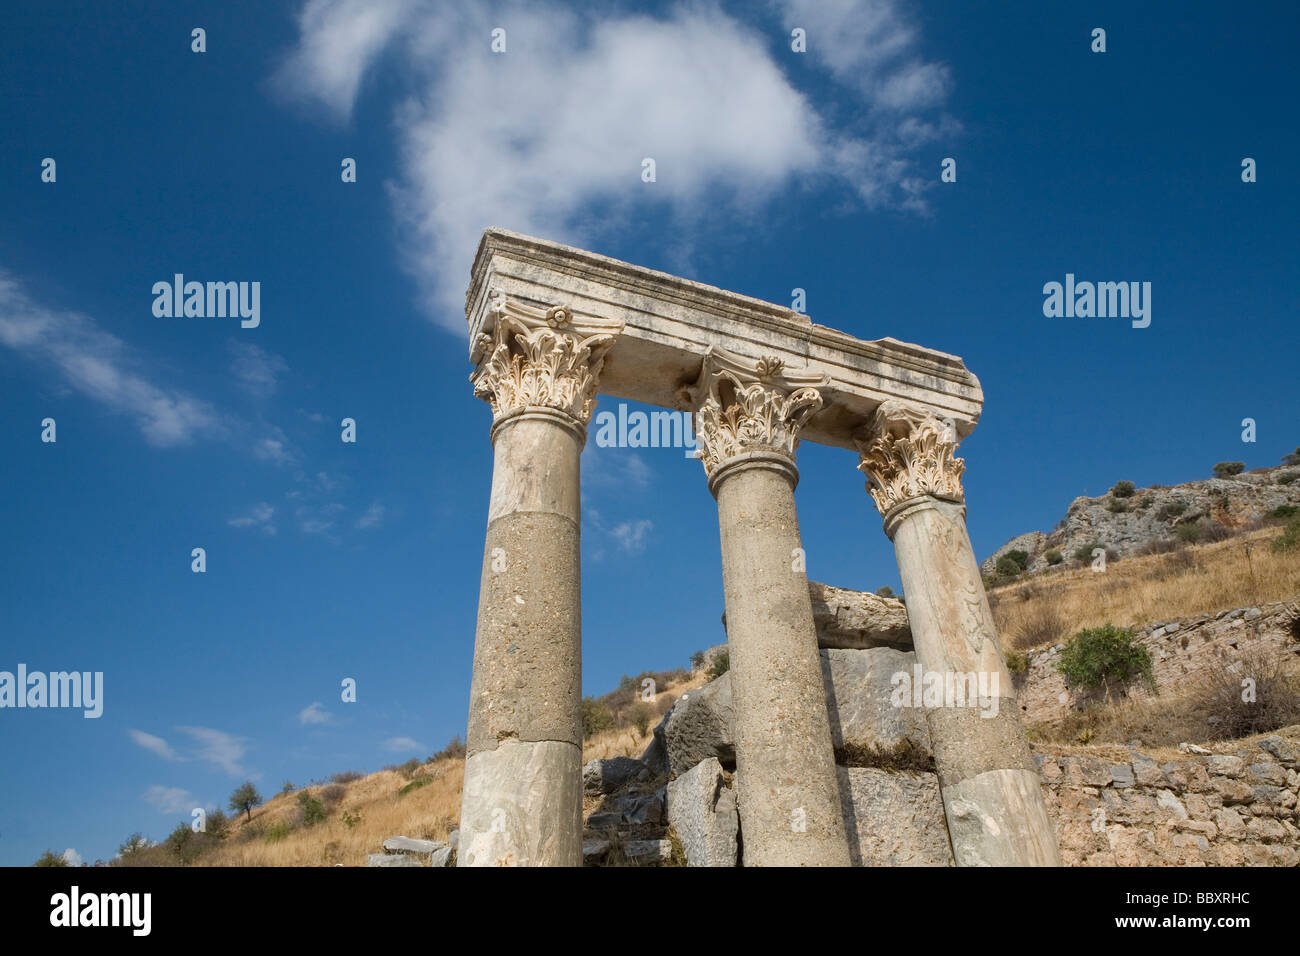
[457, 228, 1061, 866]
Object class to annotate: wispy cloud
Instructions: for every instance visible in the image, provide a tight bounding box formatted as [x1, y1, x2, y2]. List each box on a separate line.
[298, 701, 333, 726]
[129, 729, 179, 761]
[273, 0, 955, 327]
[143, 785, 195, 815]
[229, 341, 288, 399]
[176, 726, 250, 776]
[0, 273, 224, 445]
[381, 736, 425, 753]
[228, 502, 277, 535]
[611, 518, 653, 554]
[355, 501, 385, 530]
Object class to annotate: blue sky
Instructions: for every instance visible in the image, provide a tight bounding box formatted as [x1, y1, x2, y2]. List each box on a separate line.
[1, 0, 1295, 865]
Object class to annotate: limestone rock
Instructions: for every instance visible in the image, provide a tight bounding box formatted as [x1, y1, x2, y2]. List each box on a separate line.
[821, 647, 930, 754]
[666, 757, 738, 867]
[582, 756, 650, 795]
[660, 674, 735, 778]
[367, 853, 422, 867]
[837, 766, 953, 866]
[622, 839, 672, 865]
[382, 836, 447, 858]
[808, 581, 912, 649]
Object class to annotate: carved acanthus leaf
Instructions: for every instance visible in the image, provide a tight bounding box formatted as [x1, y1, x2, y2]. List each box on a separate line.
[855, 400, 965, 516]
[686, 347, 828, 476]
[470, 298, 623, 424]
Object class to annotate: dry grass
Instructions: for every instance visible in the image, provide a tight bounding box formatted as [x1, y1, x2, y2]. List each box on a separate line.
[991, 526, 1300, 652]
[188, 669, 709, 866]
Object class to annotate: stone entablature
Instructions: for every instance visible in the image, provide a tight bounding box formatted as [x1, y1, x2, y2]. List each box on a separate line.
[467, 228, 983, 450]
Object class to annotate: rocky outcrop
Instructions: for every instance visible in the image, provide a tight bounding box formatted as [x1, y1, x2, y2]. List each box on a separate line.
[983, 466, 1300, 573]
[809, 582, 911, 649]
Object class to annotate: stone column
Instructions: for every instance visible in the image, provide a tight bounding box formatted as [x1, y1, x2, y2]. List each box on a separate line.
[684, 348, 851, 867]
[458, 295, 622, 867]
[856, 401, 1061, 866]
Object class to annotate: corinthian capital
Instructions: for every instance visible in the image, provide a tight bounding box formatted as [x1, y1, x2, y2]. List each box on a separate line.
[855, 400, 965, 516]
[683, 347, 828, 477]
[470, 292, 623, 425]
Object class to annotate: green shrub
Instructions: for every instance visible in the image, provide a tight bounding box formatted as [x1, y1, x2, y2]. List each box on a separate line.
[875, 585, 895, 598]
[1107, 498, 1129, 513]
[1278, 471, 1299, 485]
[1157, 502, 1187, 520]
[581, 697, 614, 738]
[1273, 517, 1300, 554]
[631, 702, 654, 737]
[995, 555, 1023, 577]
[1110, 480, 1136, 498]
[1004, 549, 1030, 571]
[399, 777, 432, 796]
[689, 649, 706, 670]
[297, 791, 326, 826]
[1072, 541, 1104, 563]
[1270, 504, 1299, 520]
[33, 850, 69, 867]
[1281, 446, 1300, 466]
[1044, 549, 1063, 565]
[280, 780, 295, 795]
[707, 648, 731, 680]
[263, 822, 292, 843]
[1056, 624, 1154, 694]
[342, 810, 363, 829]
[1174, 523, 1201, 543]
[1005, 652, 1029, 675]
[1212, 461, 1245, 478]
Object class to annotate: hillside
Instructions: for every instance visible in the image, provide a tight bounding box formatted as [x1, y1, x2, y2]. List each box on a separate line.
[982, 463, 1300, 576]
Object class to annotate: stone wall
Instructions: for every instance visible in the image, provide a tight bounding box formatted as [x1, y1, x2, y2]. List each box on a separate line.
[1015, 601, 1299, 725]
[1036, 730, 1300, 866]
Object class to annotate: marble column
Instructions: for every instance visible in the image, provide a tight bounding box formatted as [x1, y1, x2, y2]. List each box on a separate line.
[856, 400, 1061, 866]
[684, 348, 852, 867]
[458, 296, 622, 867]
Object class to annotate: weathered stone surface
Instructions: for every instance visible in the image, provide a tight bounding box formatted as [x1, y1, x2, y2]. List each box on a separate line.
[623, 840, 672, 864]
[820, 647, 930, 754]
[666, 757, 738, 867]
[809, 581, 912, 649]
[837, 767, 953, 866]
[382, 836, 447, 857]
[588, 789, 666, 828]
[366, 853, 422, 867]
[430, 846, 453, 867]
[582, 757, 650, 795]
[660, 673, 734, 778]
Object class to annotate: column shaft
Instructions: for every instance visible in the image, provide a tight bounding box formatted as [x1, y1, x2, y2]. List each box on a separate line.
[458, 407, 585, 867]
[714, 455, 852, 866]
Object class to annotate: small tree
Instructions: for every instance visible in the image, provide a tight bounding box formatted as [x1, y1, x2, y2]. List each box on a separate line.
[1281, 446, 1300, 466]
[118, 833, 150, 858]
[874, 586, 895, 599]
[297, 791, 326, 826]
[689, 649, 706, 670]
[1044, 549, 1063, 565]
[707, 648, 730, 680]
[581, 697, 613, 738]
[1056, 624, 1154, 696]
[1110, 480, 1136, 498]
[280, 780, 295, 795]
[630, 702, 654, 737]
[33, 850, 69, 867]
[228, 781, 262, 822]
[995, 555, 1023, 578]
[1212, 461, 1245, 478]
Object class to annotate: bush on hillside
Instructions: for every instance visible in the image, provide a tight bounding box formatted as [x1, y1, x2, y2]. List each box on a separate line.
[1044, 549, 1063, 565]
[1056, 624, 1154, 695]
[1212, 461, 1245, 478]
[1110, 480, 1136, 497]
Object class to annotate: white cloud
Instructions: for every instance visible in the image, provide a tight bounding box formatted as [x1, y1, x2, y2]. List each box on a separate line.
[229, 341, 288, 399]
[381, 736, 425, 753]
[129, 729, 179, 761]
[143, 785, 195, 815]
[298, 701, 333, 725]
[176, 726, 249, 776]
[274, 0, 954, 328]
[611, 518, 653, 554]
[228, 502, 277, 535]
[355, 501, 385, 530]
[0, 273, 223, 445]
[61, 848, 83, 867]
